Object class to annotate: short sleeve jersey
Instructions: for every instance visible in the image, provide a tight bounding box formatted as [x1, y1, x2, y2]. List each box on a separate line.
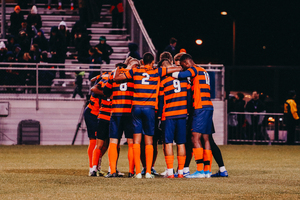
[187, 65, 213, 109]
[105, 69, 134, 116]
[159, 76, 190, 120]
[124, 65, 167, 108]
[87, 75, 101, 116]
[97, 74, 112, 121]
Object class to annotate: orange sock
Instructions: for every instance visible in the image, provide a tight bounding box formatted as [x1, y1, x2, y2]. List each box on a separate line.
[108, 143, 118, 174]
[203, 149, 213, 172]
[165, 155, 174, 169]
[87, 140, 96, 168]
[128, 144, 134, 174]
[145, 145, 153, 174]
[177, 156, 186, 170]
[92, 148, 101, 167]
[193, 148, 204, 171]
[133, 144, 141, 174]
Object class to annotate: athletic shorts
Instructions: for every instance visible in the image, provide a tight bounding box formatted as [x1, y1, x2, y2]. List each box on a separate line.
[109, 115, 133, 139]
[191, 108, 213, 134]
[132, 106, 155, 136]
[162, 118, 186, 144]
[96, 119, 110, 140]
[83, 107, 98, 139]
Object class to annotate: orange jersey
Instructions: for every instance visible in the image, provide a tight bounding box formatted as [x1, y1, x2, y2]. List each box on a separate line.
[87, 75, 101, 115]
[97, 74, 112, 121]
[105, 69, 134, 116]
[186, 65, 213, 109]
[159, 76, 189, 120]
[124, 65, 167, 108]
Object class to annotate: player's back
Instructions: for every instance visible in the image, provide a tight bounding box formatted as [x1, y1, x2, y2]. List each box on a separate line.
[97, 74, 112, 121]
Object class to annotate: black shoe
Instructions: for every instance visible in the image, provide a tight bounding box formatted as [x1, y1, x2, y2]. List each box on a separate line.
[128, 173, 134, 178]
[105, 173, 117, 178]
[90, 171, 97, 177]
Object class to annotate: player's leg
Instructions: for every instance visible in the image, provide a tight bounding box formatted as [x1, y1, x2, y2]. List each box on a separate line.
[140, 134, 146, 175]
[124, 115, 135, 177]
[183, 115, 193, 176]
[163, 119, 175, 178]
[202, 134, 213, 178]
[175, 118, 187, 178]
[210, 134, 228, 177]
[132, 106, 143, 178]
[91, 138, 104, 176]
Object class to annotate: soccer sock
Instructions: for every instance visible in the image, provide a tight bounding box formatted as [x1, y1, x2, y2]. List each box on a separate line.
[165, 155, 174, 175]
[145, 145, 153, 174]
[92, 148, 101, 171]
[210, 134, 225, 167]
[87, 140, 96, 169]
[183, 167, 190, 173]
[108, 143, 118, 174]
[177, 156, 186, 173]
[128, 144, 134, 174]
[193, 148, 204, 171]
[133, 144, 141, 174]
[203, 149, 213, 172]
[219, 166, 226, 172]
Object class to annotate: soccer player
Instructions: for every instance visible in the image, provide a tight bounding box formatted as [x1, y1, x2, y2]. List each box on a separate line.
[172, 54, 213, 178]
[114, 52, 182, 178]
[89, 72, 112, 176]
[158, 56, 189, 178]
[103, 60, 139, 178]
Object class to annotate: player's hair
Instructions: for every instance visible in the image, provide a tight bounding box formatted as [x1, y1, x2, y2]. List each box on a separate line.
[124, 56, 133, 65]
[288, 90, 296, 99]
[174, 53, 185, 62]
[170, 37, 177, 44]
[142, 52, 154, 65]
[157, 59, 171, 68]
[116, 62, 127, 69]
[159, 51, 173, 63]
[179, 53, 193, 62]
[128, 58, 140, 66]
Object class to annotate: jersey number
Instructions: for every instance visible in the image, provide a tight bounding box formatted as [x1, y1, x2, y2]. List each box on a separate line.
[204, 72, 210, 86]
[119, 83, 127, 91]
[141, 73, 150, 85]
[173, 80, 181, 93]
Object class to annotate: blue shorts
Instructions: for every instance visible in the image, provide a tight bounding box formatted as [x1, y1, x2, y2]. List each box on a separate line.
[96, 119, 109, 140]
[191, 108, 213, 134]
[83, 107, 98, 139]
[109, 115, 134, 139]
[162, 118, 187, 144]
[132, 106, 155, 136]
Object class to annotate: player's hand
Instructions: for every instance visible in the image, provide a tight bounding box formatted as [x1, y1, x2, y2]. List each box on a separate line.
[158, 119, 162, 131]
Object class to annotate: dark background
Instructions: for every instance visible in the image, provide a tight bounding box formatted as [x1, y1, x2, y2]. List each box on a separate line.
[134, 0, 300, 66]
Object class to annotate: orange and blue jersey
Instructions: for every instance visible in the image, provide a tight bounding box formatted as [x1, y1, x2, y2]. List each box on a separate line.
[87, 75, 101, 116]
[104, 69, 134, 116]
[177, 65, 213, 110]
[124, 65, 167, 108]
[97, 73, 112, 121]
[159, 76, 190, 120]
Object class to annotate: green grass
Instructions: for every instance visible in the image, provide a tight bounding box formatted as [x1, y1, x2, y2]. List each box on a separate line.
[1, 145, 300, 199]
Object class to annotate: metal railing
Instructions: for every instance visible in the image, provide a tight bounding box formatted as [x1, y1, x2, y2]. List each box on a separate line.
[227, 112, 300, 145]
[123, 0, 157, 60]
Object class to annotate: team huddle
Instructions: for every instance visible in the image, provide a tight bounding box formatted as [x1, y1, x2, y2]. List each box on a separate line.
[84, 51, 228, 179]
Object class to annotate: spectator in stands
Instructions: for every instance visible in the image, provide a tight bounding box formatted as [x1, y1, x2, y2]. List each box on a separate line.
[71, 20, 89, 46]
[6, 36, 17, 52]
[49, 26, 67, 78]
[9, 5, 24, 37]
[33, 30, 48, 52]
[39, 51, 56, 93]
[18, 31, 31, 52]
[20, 52, 36, 90]
[95, 36, 113, 64]
[29, 44, 41, 63]
[13, 44, 22, 62]
[111, 0, 124, 28]
[0, 42, 8, 61]
[284, 90, 299, 145]
[72, 70, 85, 98]
[58, 21, 71, 46]
[48, 0, 75, 10]
[26, 5, 42, 39]
[235, 92, 246, 139]
[87, 47, 102, 80]
[2, 51, 18, 89]
[164, 37, 177, 57]
[18, 20, 29, 36]
[74, 32, 91, 63]
[127, 43, 141, 60]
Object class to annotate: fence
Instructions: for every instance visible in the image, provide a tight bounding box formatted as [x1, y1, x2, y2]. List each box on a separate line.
[227, 112, 300, 144]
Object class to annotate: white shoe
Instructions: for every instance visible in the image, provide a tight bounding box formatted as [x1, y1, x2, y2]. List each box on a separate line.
[145, 173, 155, 179]
[134, 173, 142, 179]
[160, 169, 168, 176]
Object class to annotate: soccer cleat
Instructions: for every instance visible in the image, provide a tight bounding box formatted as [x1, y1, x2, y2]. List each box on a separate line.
[151, 168, 159, 175]
[70, 6, 74, 10]
[211, 170, 228, 177]
[97, 170, 107, 177]
[160, 169, 167, 176]
[117, 170, 124, 177]
[141, 168, 146, 175]
[164, 174, 174, 178]
[90, 171, 97, 177]
[185, 170, 205, 178]
[47, 5, 51, 10]
[183, 171, 190, 177]
[133, 173, 142, 179]
[145, 173, 155, 179]
[204, 171, 212, 178]
[105, 173, 117, 178]
[128, 173, 134, 178]
[177, 174, 184, 178]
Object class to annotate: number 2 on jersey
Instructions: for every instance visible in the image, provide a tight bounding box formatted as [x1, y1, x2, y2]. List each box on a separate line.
[141, 73, 150, 85]
[173, 80, 181, 93]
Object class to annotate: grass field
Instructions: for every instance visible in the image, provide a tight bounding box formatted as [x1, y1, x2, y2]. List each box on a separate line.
[1, 145, 300, 199]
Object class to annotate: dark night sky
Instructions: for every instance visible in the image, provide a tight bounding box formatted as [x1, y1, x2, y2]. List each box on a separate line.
[133, 0, 300, 66]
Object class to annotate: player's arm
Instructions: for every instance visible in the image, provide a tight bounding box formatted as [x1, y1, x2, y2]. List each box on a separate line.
[113, 67, 130, 82]
[158, 59, 182, 75]
[103, 74, 114, 97]
[90, 76, 99, 85]
[171, 68, 194, 79]
[91, 84, 104, 96]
